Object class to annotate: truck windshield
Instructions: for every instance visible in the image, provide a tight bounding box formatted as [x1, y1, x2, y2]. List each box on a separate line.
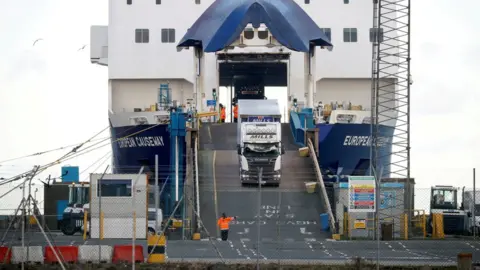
[244, 144, 279, 157]
[431, 189, 457, 209]
[68, 186, 89, 205]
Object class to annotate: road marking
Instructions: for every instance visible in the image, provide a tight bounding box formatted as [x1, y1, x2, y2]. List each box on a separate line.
[228, 240, 234, 248]
[466, 242, 480, 251]
[240, 239, 249, 248]
[212, 150, 219, 237]
[237, 228, 250, 235]
[320, 242, 331, 256]
[236, 248, 242, 256]
[384, 241, 395, 252]
[300, 227, 312, 235]
[398, 242, 410, 251]
[306, 242, 314, 251]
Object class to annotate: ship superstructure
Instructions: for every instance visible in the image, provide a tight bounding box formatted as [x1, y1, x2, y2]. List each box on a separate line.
[90, 0, 398, 181]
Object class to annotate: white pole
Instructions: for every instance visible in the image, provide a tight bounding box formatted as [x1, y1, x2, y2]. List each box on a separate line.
[195, 137, 200, 229]
[155, 155, 159, 232]
[175, 137, 179, 201]
[132, 166, 145, 270]
[21, 182, 25, 270]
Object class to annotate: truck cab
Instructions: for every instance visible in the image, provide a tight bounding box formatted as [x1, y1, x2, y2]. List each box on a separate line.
[429, 185, 467, 235]
[238, 122, 284, 186]
[61, 182, 90, 235]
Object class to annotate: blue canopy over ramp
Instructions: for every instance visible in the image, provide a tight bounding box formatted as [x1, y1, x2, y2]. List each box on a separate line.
[177, 0, 333, 52]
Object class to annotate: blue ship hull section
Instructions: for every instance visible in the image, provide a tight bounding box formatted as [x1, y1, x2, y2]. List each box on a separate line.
[110, 124, 186, 185]
[317, 123, 394, 182]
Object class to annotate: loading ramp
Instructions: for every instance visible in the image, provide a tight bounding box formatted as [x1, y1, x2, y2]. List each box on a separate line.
[197, 123, 331, 241]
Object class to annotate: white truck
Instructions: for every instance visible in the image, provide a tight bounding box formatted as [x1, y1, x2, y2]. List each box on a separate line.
[236, 99, 284, 187]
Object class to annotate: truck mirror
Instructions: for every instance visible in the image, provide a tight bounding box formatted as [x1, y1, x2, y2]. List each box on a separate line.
[237, 148, 242, 155]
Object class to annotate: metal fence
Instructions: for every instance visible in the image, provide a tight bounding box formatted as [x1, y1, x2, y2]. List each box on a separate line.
[1, 168, 479, 268]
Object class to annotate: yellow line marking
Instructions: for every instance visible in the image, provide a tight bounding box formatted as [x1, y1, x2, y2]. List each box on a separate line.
[213, 150, 219, 237]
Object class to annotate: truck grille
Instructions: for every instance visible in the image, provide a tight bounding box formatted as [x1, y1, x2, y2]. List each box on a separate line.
[246, 157, 277, 177]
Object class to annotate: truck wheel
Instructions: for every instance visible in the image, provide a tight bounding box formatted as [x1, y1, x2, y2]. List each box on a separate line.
[61, 223, 76, 236]
[272, 183, 280, 187]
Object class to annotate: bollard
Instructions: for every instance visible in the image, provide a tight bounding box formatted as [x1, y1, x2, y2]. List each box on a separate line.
[457, 253, 472, 270]
[147, 234, 166, 263]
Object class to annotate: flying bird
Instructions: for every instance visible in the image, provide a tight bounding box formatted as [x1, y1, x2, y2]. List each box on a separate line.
[32, 38, 43, 46]
[78, 44, 87, 51]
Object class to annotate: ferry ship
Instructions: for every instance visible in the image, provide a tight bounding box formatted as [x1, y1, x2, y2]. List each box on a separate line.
[89, 0, 396, 183]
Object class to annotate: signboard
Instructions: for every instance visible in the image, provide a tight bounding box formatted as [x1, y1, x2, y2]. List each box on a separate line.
[380, 191, 395, 209]
[348, 176, 376, 213]
[206, 100, 216, 107]
[247, 116, 274, 122]
[353, 219, 366, 229]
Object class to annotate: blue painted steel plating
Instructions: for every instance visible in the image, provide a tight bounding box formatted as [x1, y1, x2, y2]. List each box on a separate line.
[168, 108, 187, 217]
[177, 0, 332, 52]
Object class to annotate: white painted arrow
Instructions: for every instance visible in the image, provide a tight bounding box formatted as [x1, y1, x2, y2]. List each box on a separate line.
[237, 228, 250, 235]
[285, 213, 295, 219]
[300, 227, 312, 235]
[264, 214, 273, 218]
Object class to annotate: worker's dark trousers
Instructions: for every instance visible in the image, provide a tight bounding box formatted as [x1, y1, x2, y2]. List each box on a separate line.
[221, 229, 229, 241]
[234, 118, 238, 123]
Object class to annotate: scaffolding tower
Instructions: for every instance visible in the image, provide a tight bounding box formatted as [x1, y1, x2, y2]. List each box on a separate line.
[371, 0, 411, 179]
[370, 0, 412, 239]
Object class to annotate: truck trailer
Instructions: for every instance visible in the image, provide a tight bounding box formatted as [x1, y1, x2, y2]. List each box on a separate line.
[236, 99, 285, 186]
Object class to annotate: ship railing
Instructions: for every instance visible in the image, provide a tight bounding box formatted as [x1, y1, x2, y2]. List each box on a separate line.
[109, 111, 171, 126]
[307, 138, 336, 233]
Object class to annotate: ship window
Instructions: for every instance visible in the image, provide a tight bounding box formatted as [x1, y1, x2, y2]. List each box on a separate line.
[244, 29, 254, 40]
[127, 0, 132, 4]
[97, 180, 132, 197]
[258, 30, 268, 40]
[369, 28, 384, 43]
[344, 0, 349, 4]
[320, 28, 332, 41]
[305, 0, 310, 3]
[156, 0, 161, 4]
[343, 28, 357, 42]
[161, 28, 176, 43]
[195, 0, 200, 4]
[135, 29, 149, 43]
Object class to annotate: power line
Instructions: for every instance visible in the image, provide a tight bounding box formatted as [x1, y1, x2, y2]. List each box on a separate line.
[0, 136, 109, 165]
[0, 123, 163, 187]
[0, 127, 109, 188]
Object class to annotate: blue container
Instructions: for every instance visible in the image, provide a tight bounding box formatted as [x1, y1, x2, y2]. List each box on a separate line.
[320, 213, 330, 231]
[61, 166, 79, 182]
[56, 200, 68, 220]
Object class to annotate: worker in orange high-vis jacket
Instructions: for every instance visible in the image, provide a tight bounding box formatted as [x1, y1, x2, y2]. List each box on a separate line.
[233, 104, 238, 123]
[217, 213, 237, 241]
[220, 104, 226, 123]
